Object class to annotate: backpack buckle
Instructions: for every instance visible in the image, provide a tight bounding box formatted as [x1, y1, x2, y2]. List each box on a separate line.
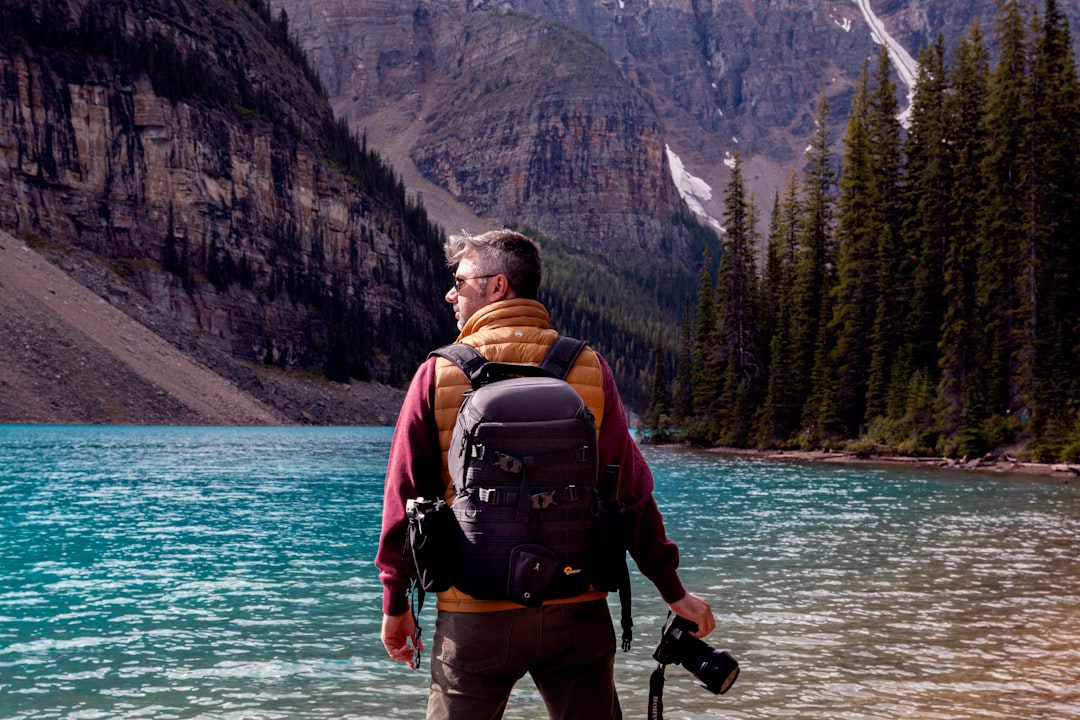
[531, 491, 557, 509]
[491, 451, 523, 473]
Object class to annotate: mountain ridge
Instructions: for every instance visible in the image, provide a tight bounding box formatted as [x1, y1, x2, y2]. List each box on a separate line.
[5, 0, 1080, 426]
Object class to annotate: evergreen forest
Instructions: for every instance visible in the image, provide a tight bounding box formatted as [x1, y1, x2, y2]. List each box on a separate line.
[643, 0, 1080, 463]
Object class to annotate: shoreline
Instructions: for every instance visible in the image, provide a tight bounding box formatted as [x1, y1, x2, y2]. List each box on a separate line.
[0, 233, 405, 426]
[670, 444, 1079, 483]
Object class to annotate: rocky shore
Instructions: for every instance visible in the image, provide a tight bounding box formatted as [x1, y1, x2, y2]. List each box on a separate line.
[0, 231, 404, 427]
[704, 446, 1080, 482]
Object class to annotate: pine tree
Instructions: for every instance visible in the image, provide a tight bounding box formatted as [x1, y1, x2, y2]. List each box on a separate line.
[714, 154, 763, 446]
[756, 169, 803, 445]
[689, 250, 720, 440]
[759, 189, 784, 371]
[824, 63, 876, 437]
[976, 0, 1029, 438]
[902, 36, 950, 398]
[792, 96, 837, 442]
[1023, 0, 1080, 457]
[644, 333, 672, 440]
[939, 21, 991, 454]
[865, 44, 907, 424]
[672, 296, 694, 425]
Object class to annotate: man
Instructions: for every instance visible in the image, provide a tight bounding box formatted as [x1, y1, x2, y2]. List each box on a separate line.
[376, 229, 715, 719]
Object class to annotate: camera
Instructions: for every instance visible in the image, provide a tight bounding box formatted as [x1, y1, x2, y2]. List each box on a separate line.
[652, 614, 739, 695]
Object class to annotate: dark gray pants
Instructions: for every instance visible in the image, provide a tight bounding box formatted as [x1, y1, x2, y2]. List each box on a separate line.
[426, 599, 621, 720]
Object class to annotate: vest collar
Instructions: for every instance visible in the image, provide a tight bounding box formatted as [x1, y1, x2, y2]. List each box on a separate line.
[456, 299, 552, 342]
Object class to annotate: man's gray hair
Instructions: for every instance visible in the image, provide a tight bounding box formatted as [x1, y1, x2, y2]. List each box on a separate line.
[444, 229, 542, 300]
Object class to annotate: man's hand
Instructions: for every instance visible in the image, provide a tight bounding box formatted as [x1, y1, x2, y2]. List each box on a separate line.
[381, 611, 423, 670]
[669, 592, 716, 638]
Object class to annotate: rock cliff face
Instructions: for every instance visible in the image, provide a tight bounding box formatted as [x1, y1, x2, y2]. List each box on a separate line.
[410, 10, 692, 266]
[279, 0, 703, 272]
[278, 0, 1080, 252]
[0, 0, 454, 388]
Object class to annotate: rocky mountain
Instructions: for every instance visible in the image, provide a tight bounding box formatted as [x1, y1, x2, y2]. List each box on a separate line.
[5, 0, 1080, 424]
[274, 0, 711, 273]
[0, 0, 455, 404]
[276, 0, 1080, 255]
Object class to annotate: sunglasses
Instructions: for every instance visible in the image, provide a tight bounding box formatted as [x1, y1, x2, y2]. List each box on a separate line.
[452, 274, 496, 292]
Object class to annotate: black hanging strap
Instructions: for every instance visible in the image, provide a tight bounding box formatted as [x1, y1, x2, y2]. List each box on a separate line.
[619, 580, 633, 651]
[648, 664, 666, 720]
[406, 571, 426, 670]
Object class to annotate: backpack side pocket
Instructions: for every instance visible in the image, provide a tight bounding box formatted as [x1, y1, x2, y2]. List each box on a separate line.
[406, 498, 460, 592]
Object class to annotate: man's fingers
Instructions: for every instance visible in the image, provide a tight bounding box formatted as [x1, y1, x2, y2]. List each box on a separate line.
[388, 646, 412, 662]
[385, 638, 422, 668]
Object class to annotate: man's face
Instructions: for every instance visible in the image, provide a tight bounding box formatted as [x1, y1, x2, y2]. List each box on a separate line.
[445, 254, 494, 331]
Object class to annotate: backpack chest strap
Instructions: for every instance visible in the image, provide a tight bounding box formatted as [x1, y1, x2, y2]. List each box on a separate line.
[463, 484, 592, 509]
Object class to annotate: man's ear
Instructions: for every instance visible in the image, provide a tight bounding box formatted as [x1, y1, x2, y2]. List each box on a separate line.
[488, 273, 512, 300]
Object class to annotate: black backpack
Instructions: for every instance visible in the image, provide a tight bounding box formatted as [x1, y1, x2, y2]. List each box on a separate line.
[405, 335, 633, 649]
[431, 336, 601, 606]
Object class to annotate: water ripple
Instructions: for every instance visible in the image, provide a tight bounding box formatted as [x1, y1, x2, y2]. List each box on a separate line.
[2, 428, 1078, 719]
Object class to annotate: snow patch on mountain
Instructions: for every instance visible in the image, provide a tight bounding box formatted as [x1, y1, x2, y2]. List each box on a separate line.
[854, 0, 919, 124]
[666, 145, 724, 233]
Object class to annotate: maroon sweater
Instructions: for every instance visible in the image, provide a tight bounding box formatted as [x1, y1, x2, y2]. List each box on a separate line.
[375, 352, 687, 616]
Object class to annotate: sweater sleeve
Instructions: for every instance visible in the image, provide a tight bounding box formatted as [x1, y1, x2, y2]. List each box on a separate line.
[595, 353, 687, 604]
[375, 358, 441, 616]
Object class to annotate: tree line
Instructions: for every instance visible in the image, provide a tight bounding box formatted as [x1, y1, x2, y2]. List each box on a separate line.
[644, 0, 1080, 463]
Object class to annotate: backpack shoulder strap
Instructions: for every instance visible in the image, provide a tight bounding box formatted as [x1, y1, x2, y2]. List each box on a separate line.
[432, 343, 551, 389]
[431, 336, 586, 388]
[429, 343, 489, 384]
[538, 336, 587, 380]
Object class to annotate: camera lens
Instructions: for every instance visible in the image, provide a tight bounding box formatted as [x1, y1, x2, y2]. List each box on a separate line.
[689, 646, 740, 694]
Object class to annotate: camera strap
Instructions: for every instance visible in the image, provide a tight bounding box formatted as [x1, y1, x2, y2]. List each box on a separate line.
[408, 578, 426, 669]
[647, 663, 667, 720]
[619, 580, 633, 651]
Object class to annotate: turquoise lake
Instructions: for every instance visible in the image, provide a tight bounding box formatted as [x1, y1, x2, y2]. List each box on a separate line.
[1, 425, 1078, 719]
